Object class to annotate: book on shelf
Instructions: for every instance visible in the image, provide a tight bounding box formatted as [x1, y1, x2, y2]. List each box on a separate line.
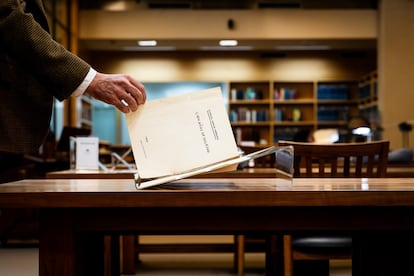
[317, 84, 350, 100]
[274, 87, 298, 100]
[230, 87, 263, 100]
[230, 108, 269, 123]
[126, 86, 289, 189]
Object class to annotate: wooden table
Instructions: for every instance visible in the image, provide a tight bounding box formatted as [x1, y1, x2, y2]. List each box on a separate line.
[45, 168, 284, 179]
[46, 168, 287, 274]
[46, 164, 414, 179]
[1, 178, 414, 276]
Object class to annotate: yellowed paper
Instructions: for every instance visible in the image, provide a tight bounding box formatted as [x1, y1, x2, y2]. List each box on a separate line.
[125, 87, 239, 179]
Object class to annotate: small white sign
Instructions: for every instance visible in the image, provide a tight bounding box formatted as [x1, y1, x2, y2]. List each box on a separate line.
[75, 137, 99, 170]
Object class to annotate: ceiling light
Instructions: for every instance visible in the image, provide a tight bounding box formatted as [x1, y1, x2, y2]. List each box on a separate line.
[138, 40, 157, 46]
[103, 1, 136, 11]
[219, 40, 238, 47]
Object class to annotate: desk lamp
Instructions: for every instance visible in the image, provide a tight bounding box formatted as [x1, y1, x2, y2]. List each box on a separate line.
[348, 117, 372, 142]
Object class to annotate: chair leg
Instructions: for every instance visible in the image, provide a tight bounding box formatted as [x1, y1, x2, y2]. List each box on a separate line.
[283, 235, 293, 276]
[235, 235, 245, 276]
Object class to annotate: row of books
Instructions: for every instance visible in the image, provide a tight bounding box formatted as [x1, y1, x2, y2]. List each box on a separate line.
[317, 85, 350, 100]
[229, 108, 269, 122]
[232, 85, 354, 101]
[358, 82, 377, 100]
[273, 87, 298, 100]
[233, 127, 263, 145]
[234, 126, 313, 144]
[274, 108, 302, 122]
[317, 107, 349, 121]
[230, 87, 264, 100]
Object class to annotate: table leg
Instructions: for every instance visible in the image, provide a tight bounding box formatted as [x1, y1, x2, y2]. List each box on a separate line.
[39, 209, 76, 276]
[121, 235, 136, 274]
[39, 209, 105, 276]
[107, 235, 120, 276]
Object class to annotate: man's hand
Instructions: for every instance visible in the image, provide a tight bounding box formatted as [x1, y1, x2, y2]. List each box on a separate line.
[85, 72, 146, 113]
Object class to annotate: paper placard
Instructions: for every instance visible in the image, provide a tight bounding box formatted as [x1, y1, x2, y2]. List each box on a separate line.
[75, 137, 99, 170]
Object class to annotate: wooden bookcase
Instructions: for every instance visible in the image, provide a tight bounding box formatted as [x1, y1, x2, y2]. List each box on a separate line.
[228, 80, 360, 146]
[273, 81, 316, 143]
[316, 81, 359, 127]
[358, 71, 380, 138]
[228, 82, 272, 145]
[79, 95, 93, 130]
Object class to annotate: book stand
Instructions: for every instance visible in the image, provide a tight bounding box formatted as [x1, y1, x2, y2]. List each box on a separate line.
[134, 145, 294, 190]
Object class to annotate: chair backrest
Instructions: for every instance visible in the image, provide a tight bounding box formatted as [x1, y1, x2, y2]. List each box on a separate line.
[277, 140, 389, 178]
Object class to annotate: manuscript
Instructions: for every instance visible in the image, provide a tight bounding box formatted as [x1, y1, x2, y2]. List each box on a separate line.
[125, 87, 240, 185]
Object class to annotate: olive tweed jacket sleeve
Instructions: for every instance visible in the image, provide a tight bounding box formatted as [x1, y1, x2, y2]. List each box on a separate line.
[0, 0, 92, 153]
[0, 0, 91, 101]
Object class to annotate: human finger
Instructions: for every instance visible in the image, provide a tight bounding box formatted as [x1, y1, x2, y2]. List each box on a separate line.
[121, 91, 138, 112]
[115, 97, 131, 113]
[127, 77, 147, 104]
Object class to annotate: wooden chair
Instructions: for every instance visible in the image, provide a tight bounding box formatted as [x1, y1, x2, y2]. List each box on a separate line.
[278, 140, 389, 178]
[277, 140, 390, 276]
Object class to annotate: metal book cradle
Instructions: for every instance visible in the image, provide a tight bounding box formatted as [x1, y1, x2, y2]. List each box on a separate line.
[134, 145, 294, 189]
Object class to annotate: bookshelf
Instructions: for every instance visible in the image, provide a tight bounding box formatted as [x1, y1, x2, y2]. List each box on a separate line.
[228, 80, 360, 146]
[358, 71, 380, 139]
[273, 81, 316, 143]
[79, 95, 93, 130]
[358, 71, 378, 117]
[316, 81, 359, 126]
[229, 82, 272, 145]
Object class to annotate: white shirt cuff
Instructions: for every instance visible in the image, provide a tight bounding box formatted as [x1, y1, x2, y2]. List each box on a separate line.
[71, 68, 97, 97]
